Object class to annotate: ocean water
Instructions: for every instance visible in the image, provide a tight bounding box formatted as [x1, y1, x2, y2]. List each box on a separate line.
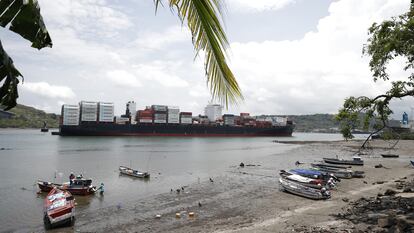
[0, 129, 366, 231]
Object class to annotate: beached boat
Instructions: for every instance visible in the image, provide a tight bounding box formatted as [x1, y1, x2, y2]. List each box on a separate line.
[119, 166, 150, 178]
[311, 163, 351, 169]
[411, 160, 414, 167]
[323, 156, 364, 166]
[43, 188, 75, 229]
[380, 154, 399, 158]
[279, 177, 330, 200]
[279, 170, 324, 189]
[310, 166, 353, 179]
[38, 176, 96, 195]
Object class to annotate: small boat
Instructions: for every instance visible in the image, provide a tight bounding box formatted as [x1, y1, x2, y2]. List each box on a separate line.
[279, 177, 330, 200]
[41, 121, 49, 132]
[38, 176, 96, 195]
[381, 154, 399, 158]
[119, 166, 150, 178]
[311, 163, 351, 169]
[411, 160, 414, 167]
[43, 188, 75, 229]
[352, 170, 365, 178]
[323, 156, 364, 166]
[279, 170, 324, 189]
[311, 167, 353, 179]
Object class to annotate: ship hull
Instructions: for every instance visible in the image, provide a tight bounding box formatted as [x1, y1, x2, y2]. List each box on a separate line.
[59, 122, 294, 137]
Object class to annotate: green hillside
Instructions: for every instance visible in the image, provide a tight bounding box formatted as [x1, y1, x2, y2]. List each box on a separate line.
[0, 105, 59, 128]
[288, 114, 339, 132]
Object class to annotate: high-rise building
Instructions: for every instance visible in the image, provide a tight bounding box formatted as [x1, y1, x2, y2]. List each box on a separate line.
[204, 104, 222, 122]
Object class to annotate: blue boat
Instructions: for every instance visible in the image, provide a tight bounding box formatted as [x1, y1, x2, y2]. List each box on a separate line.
[290, 169, 326, 179]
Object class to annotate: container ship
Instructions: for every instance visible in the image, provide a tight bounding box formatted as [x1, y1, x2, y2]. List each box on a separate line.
[58, 101, 294, 137]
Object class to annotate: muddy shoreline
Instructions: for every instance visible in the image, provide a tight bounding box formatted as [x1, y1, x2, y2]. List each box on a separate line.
[27, 140, 414, 233]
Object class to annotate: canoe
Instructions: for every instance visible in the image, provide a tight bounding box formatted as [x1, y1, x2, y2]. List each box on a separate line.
[43, 188, 75, 229]
[323, 156, 364, 166]
[119, 166, 150, 178]
[380, 154, 399, 158]
[38, 177, 96, 195]
[279, 177, 330, 200]
[279, 170, 324, 189]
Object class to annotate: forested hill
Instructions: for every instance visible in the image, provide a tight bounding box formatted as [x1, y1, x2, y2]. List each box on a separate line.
[287, 114, 339, 133]
[0, 105, 59, 128]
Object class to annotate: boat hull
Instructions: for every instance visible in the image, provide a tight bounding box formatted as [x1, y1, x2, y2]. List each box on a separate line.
[38, 181, 96, 195]
[59, 122, 294, 137]
[381, 154, 399, 158]
[323, 158, 364, 166]
[279, 177, 330, 200]
[119, 166, 150, 178]
[44, 188, 75, 229]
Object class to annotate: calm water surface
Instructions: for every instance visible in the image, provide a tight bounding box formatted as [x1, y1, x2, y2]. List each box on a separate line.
[0, 129, 367, 231]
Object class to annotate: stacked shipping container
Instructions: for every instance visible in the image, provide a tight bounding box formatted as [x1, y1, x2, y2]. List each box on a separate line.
[61, 105, 80, 126]
[152, 105, 167, 124]
[223, 114, 235, 126]
[98, 102, 114, 122]
[80, 101, 98, 122]
[180, 112, 192, 124]
[168, 106, 179, 124]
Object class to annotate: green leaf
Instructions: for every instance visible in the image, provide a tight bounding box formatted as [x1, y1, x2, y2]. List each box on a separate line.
[162, 0, 243, 107]
[0, 40, 21, 110]
[0, 0, 52, 49]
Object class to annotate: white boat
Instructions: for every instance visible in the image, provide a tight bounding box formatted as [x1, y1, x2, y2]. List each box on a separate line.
[119, 166, 150, 178]
[279, 177, 331, 200]
[279, 170, 324, 189]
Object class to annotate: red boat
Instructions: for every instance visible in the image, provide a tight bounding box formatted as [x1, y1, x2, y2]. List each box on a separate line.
[43, 188, 75, 228]
[38, 176, 96, 195]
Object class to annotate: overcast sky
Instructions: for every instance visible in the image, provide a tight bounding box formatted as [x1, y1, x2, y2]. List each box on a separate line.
[1, 0, 413, 118]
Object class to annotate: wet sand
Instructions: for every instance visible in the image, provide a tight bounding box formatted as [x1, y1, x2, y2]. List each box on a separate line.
[31, 139, 414, 233]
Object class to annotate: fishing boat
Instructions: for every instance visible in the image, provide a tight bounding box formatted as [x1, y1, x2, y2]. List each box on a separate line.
[38, 176, 96, 195]
[323, 156, 364, 166]
[380, 154, 399, 158]
[279, 170, 324, 189]
[311, 166, 353, 179]
[119, 166, 150, 178]
[279, 177, 330, 200]
[43, 188, 75, 229]
[311, 163, 351, 169]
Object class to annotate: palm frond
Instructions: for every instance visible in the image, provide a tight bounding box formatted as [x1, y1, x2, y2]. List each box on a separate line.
[0, 41, 21, 110]
[0, 0, 51, 110]
[165, 0, 243, 107]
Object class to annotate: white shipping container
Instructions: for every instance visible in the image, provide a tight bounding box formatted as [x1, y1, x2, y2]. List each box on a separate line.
[98, 102, 114, 122]
[139, 119, 153, 123]
[154, 114, 167, 120]
[180, 118, 192, 124]
[154, 119, 167, 123]
[168, 118, 179, 123]
[152, 105, 167, 112]
[80, 101, 98, 122]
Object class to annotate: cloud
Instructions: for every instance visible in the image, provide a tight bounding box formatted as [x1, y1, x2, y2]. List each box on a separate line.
[107, 70, 142, 87]
[21, 82, 76, 99]
[133, 61, 189, 88]
[134, 26, 191, 50]
[229, 0, 411, 115]
[226, 0, 296, 12]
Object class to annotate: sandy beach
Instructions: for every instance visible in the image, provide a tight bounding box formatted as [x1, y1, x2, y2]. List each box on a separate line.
[40, 139, 414, 233]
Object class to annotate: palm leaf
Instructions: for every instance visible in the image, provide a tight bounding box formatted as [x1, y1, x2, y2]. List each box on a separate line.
[0, 0, 52, 110]
[0, 41, 21, 110]
[156, 0, 243, 106]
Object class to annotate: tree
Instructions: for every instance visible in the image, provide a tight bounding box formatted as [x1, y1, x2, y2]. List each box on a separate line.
[0, 0, 242, 111]
[336, 1, 414, 144]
